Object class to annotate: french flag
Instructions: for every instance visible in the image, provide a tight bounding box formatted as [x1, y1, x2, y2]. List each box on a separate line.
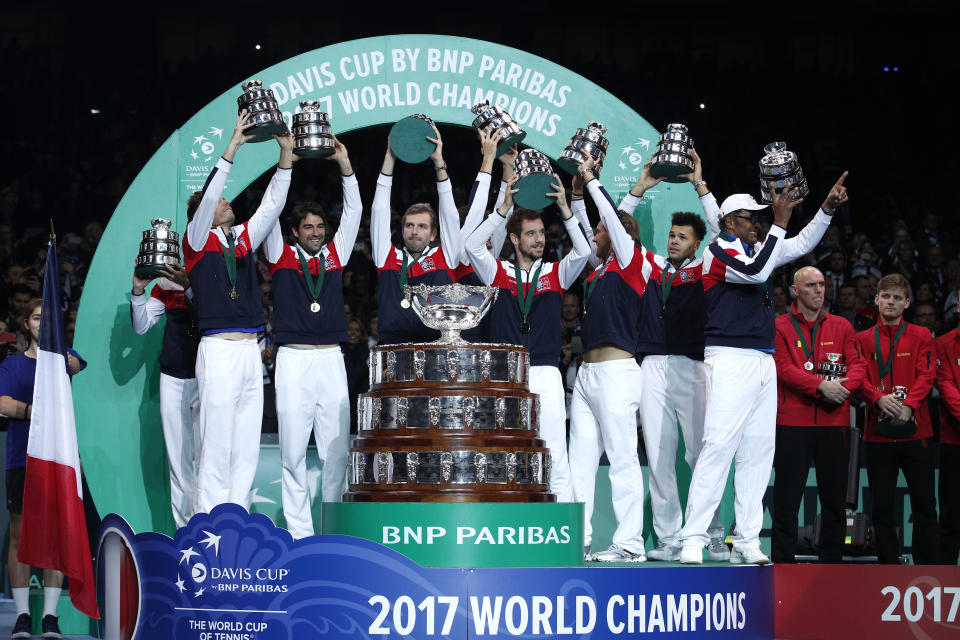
[18, 238, 99, 619]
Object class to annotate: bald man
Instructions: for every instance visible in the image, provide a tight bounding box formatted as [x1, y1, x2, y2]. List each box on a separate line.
[771, 266, 866, 562]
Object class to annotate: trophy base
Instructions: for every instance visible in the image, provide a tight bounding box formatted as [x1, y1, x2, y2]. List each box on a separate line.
[134, 263, 176, 279]
[343, 490, 556, 503]
[556, 155, 582, 175]
[514, 172, 556, 210]
[650, 161, 693, 183]
[496, 132, 526, 157]
[390, 116, 437, 163]
[246, 121, 288, 143]
[293, 146, 336, 158]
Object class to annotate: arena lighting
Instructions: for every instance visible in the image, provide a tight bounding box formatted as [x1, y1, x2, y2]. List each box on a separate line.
[255, 44, 261, 50]
[883, 66, 890, 72]
[89, 108, 100, 114]
[893, 66, 899, 72]
[699, 103, 706, 109]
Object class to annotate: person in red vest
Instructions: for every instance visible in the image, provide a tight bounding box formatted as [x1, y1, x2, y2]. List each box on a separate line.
[771, 266, 866, 563]
[855, 273, 939, 564]
[934, 297, 960, 564]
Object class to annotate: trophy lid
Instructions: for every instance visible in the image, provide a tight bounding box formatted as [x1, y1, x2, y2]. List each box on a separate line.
[150, 218, 173, 229]
[471, 99, 492, 115]
[241, 79, 264, 92]
[763, 141, 788, 155]
[300, 100, 320, 111]
[665, 123, 689, 133]
[587, 121, 608, 135]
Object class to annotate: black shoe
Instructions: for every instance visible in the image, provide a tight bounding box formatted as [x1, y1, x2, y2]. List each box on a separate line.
[10, 613, 31, 639]
[41, 614, 61, 639]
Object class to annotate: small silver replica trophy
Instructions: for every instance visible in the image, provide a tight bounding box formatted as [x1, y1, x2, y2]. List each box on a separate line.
[291, 100, 335, 158]
[513, 148, 555, 210]
[759, 141, 809, 203]
[236, 79, 287, 143]
[471, 100, 526, 156]
[817, 353, 847, 381]
[557, 122, 610, 176]
[650, 123, 695, 182]
[135, 218, 181, 278]
[404, 283, 498, 344]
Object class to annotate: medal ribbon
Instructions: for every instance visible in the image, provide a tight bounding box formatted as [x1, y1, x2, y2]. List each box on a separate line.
[874, 322, 908, 381]
[583, 259, 609, 309]
[660, 266, 679, 316]
[297, 247, 324, 303]
[788, 310, 822, 362]
[223, 232, 238, 293]
[513, 262, 543, 326]
[398, 250, 412, 303]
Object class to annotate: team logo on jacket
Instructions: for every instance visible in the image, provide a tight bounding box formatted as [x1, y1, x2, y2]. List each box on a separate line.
[421, 257, 435, 271]
[679, 269, 694, 282]
[536, 276, 552, 292]
[325, 255, 336, 271]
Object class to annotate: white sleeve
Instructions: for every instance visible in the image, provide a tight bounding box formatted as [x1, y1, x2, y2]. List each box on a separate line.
[777, 209, 833, 267]
[618, 192, 641, 215]
[491, 180, 513, 259]
[263, 220, 284, 264]
[371, 173, 393, 269]
[246, 167, 293, 250]
[707, 225, 787, 285]
[557, 215, 593, 290]
[459, 172, 492, 264]
[586, 179, 635, 268]
[571, 197, 600, 269]
[186, 157, 232, 252]
[699, 192, 723, 243]
[130, 292, 166, 335]
[437, 178, 459, 269]
[463, 212, 505, 285]
[332, 173, 363, 261]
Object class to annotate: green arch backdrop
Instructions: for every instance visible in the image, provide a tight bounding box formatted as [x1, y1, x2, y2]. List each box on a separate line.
[74, 35, 703, 534]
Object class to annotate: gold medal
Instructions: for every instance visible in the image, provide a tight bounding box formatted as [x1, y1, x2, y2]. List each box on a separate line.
[310, 302, 321, 313]
[229, 287, 238, 300]
[400, 298, 411, 309]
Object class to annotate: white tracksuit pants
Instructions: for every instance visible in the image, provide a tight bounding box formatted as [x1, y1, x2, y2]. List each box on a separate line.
[680, 346, 777, 551]
[195, 336, 263, 513]
[530, 365, 574, 503]
[568, 358, 645, 552]
[159, 373, 200, 528]
[640, 355, 724, 545]
[276, 345, 350, 539]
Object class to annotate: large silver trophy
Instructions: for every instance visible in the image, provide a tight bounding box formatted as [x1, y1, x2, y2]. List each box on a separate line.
[558, 122, 609, 176]
[650, 123, 695, 182]
[236, 80, 287, 143]
[135, 218, 181, 278]
[471, 100, 526, 156]
[405, 283, 498, 344]
[759, 141, 809, 203]
[390, 113, 437, 163]
[292, 100, 335, 157]
[817, 353, 847, 381]
[513, 149, 555, 210]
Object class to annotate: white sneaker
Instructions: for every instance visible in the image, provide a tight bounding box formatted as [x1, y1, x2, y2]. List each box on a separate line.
[591, 544, 647, 563]
[729, 548, 770, 565]
[707, 537, 731, 561]
[679, 544, 703, 564]
[583, 544, 592, 561]
[647, 541, 682, 561]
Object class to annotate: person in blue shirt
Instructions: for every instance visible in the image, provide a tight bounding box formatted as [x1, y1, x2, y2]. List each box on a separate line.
[0, 298, 86, 639]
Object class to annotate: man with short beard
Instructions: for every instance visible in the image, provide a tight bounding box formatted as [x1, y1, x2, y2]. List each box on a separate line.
[771, 266, 866, 563]
[934, 296, 960, 564]
[464, 169, 591, 507]
[372, 127, 459, 345]
[679, 172, 849, 565]
[184, 111, 295, 514]
[262, 136, 359, 538]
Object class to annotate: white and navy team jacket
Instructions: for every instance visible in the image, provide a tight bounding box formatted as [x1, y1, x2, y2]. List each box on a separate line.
[371, 172, 460, 345]
[263, 173, 362, 345]
[701, 208, 834, 351]
[130, 278, 198, 379]
[464, 200, 591, 367]
[183, 157, 291, 334]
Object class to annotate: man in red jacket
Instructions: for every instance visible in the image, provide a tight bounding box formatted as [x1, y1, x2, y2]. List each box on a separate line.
[772, 266, 867, 562]
[855, 273, 939, 564]
[934, 298, 960, 564]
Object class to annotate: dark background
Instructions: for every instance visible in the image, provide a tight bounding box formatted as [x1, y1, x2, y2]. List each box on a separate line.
[1, 1, 956, 236]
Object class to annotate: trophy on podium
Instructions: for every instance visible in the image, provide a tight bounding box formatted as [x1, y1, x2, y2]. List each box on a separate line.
[817, 353, 847, 381]
[513, 149, 556, 210]
[650, 123, 696, 182]
[389, 114, 438, 163]
[557, 122, 609, 176]
[759, 141, 809, 203]
[292, 101, 335, 158]
[236, 80, 287, 143]
[135, 218, 181, 278]
[470, 100, 526, 156]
